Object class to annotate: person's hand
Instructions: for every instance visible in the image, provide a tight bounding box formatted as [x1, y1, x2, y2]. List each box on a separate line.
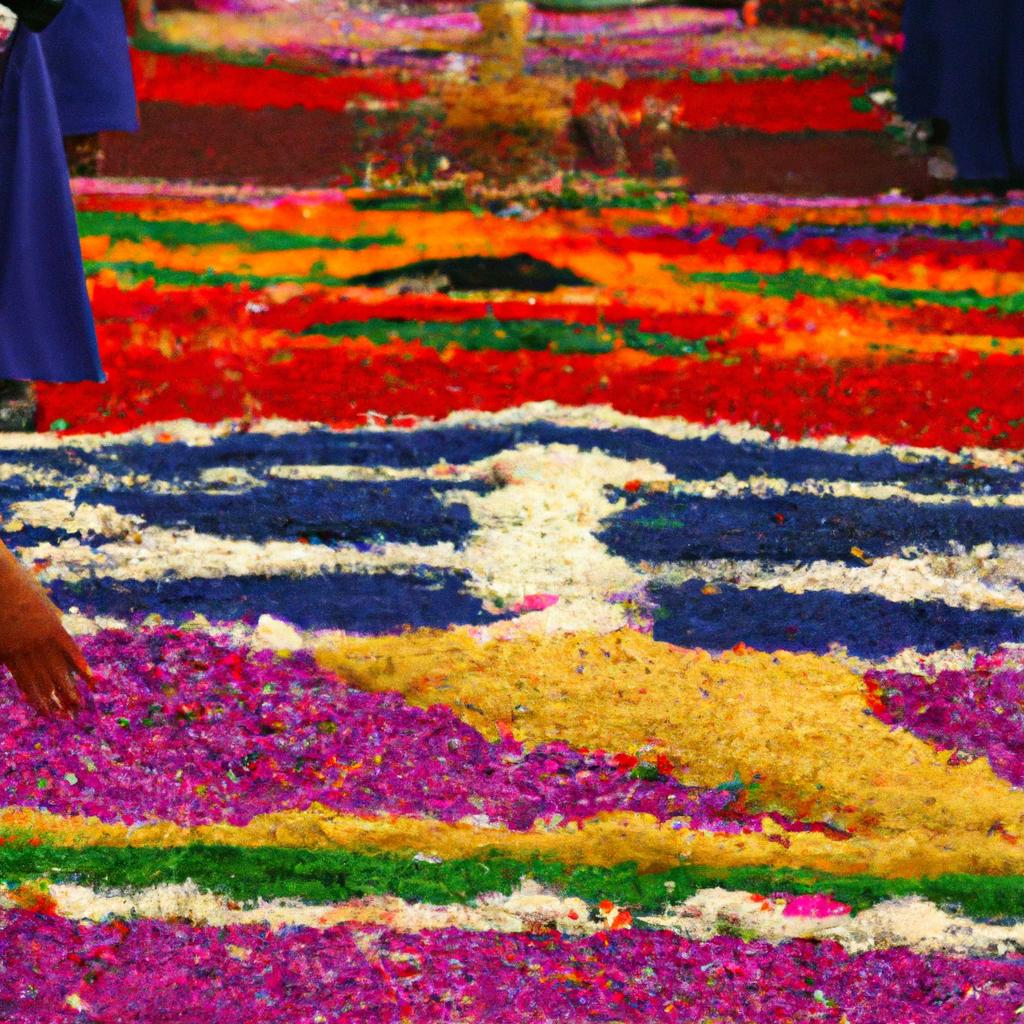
[2, 623, 90, 718]
[0, 541, 91, 718]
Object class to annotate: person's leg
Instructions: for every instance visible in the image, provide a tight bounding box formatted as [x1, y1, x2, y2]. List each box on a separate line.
[0, 19, 93, 716]
[0, 26, 103, 381]
[934, 0, 1012, 183]
[895, 0, 941, 123]
[0, 18, 28, 426]
[1003, 1, 1024, 179]
[38, 0, 140, 137]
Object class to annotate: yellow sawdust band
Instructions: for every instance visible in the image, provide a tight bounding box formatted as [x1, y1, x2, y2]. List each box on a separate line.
[1, 803, 1021, 878]
[316, 628, 1024, 867]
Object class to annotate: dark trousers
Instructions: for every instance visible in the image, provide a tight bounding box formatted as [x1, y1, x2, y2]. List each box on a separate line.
[898, 0, 1024, 181]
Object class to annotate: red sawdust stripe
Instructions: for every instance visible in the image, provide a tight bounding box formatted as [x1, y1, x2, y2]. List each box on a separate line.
[131, 51, 426, 112]
[86, 279, 1024, 343]
[87, 280, 735, 339]
[573, 74, 886, 133]
[129, 51, 879, 133]
[37, 336, 1024, 450]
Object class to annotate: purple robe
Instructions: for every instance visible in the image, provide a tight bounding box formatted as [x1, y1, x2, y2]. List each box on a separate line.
[39, 0, 138, 136]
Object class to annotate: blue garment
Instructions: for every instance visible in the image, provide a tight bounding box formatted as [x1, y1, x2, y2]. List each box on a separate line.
[897, 0, 1024, 181]
[893, 0, 940, 123]
[39, 0, 138, 136]
[0, 26, 103, 381]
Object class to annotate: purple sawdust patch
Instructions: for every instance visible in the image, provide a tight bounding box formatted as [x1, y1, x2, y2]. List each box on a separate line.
[868, 647, 1024, 787]
[0, 626, 772, 831]
[2, 911, 1024, 1023]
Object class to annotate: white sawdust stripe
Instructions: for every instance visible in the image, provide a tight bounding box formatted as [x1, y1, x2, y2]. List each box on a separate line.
[0, 464, 191, 496]
[444, 443, 667, 629]
[649, 546, 1024, 613]
[435, 402, 1024, 469]
[4, 500, 143, 537]
[59, 612, 308, 655]
[8, 458, 1017, 511]
[20, 530, 461, 584]
[54, 606, 1019, 679]
[641, 888, 1024, 957]
[273, 464, 1024, 509]
[6, 880, 592, 936]
[865, 643, 1024, 674]
[267, 464, 475, 482]
[0, 403, 1021, 467]
[8, 880, 1024, 956]
[18, 512, 1024, 621]
[669, 475, 1024, 507]
[0, 459, 469, 497]
[0, 417, 313, 450]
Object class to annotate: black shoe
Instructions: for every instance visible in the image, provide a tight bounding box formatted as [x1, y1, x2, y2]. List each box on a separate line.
[0, 380, 35, 433]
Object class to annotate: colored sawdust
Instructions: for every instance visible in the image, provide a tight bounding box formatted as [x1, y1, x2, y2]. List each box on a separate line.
[316, 629, 1024, 875]
[438, 77, 574, 177]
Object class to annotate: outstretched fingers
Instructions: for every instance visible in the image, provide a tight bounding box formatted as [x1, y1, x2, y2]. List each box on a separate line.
[6, 643, 83, 718]
[6, 651, 56, 716]
[47, 645, 83, 716]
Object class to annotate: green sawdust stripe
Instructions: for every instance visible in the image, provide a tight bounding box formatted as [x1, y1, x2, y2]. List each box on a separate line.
[2, 842, 1024, 921]
[303, 318, 713, 357]
[78, 208, 1024, 250]
[77, 211, 402, 253]
[82, 260, 599, 295]
[348, 183, 693, 213]
[679, 267, 1024, 314]
[83, 260, 352, 290]
[131, 29, 309, 71]
[660, 61, 889, 84]
[83, 259, 592, 293]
